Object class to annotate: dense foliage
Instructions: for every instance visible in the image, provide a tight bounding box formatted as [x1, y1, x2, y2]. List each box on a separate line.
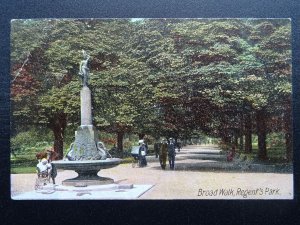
[11, 19, 292, 161]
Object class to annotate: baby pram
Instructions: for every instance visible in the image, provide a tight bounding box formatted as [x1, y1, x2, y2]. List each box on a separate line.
[131, 146, 140, 168]
[34, 159, 56, 190]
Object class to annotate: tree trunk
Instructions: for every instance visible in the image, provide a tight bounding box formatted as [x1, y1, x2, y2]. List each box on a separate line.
[283, 100, 293, 162]
[239, 113, 244, 151]
[117, 131, 124, 157]
[233, 131, 238, 148]
[49, 112, 67, 160]
[256, 109, 267, 160]
[285, 131, 292, 162]
[239, 135, 244, 151]
[244, 113, 252, 153]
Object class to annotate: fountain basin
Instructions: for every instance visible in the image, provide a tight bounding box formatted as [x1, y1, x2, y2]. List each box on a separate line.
[52, 158, 121, 186]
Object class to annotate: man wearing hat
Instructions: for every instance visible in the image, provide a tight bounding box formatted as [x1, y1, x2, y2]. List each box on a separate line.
[168, 138, 176, 170]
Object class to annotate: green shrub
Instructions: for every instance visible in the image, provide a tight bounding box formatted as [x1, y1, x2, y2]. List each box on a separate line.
[11, 128, 53, 155]
[267, 132, 285, 148]
[123, 140, 133, 151]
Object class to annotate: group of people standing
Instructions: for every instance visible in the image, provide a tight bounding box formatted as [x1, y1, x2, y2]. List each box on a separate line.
[35, 147, 57, 185]
[158, 138, 176, 170]
[137, 137, 180, 170]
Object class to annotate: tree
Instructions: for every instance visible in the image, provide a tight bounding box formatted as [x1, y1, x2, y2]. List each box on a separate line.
[11, 18, 292, 162]
[245, 20, 292, 160]
[11, 20, 86, 158]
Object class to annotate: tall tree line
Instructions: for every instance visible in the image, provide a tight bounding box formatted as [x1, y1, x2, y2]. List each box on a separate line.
[11, 19, 292, 161]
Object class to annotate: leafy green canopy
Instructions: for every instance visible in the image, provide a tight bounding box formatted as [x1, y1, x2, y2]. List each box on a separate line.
[11, 19, 291, 152]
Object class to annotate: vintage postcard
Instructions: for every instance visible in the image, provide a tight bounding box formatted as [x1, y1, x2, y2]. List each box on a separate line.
[10, 18, 293, 200]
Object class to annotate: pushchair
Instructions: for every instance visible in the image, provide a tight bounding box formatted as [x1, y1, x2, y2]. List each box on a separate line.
[34, 159, 56, 190]
[131, 146, 140, 168]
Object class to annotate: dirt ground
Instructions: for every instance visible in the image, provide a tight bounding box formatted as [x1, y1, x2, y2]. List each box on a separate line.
[11, 145, 293, 199]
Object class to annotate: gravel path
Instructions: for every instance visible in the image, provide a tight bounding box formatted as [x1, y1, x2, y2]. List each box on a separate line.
[11, 145, 293, 199]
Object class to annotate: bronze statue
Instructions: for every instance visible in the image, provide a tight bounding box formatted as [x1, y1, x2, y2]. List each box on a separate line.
[79, 50, 90, 86]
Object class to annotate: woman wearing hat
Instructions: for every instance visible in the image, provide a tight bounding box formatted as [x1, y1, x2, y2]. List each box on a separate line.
[159, 138, 168, 169]
[138, 140, 147, 167]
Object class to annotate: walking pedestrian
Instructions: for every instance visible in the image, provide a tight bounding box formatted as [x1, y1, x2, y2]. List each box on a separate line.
[176, 141, 181, 152]
[138, 140, 147, 167]
[45, 147, 57, 184]
[168, 138, 176, 170]
[159, 138, 168, 169]
[154, 142, 160, 158]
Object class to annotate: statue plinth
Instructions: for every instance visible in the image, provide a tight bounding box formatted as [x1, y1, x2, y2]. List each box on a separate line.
[81, 86, 92, 126]
[65, 86, 105, 160]
[71, 125, 102, 160]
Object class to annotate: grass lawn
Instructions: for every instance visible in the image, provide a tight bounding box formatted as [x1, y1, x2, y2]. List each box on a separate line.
[11, 154, 37, 174]
[11, 166, 36, 174]
[236, 145, 288, 163]
[11, 155, 133, 174]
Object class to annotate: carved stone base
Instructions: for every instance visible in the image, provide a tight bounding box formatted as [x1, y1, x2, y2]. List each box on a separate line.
[62, 168, 114, 186]
[52, 159, 121, 186]
[62, 176, 114, 186]
[68, 125, 105, 160]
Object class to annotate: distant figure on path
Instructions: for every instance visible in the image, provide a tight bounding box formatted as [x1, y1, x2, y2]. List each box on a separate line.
[154, 142, 160, 158]
[138, 140, 147, 167]
[227, 146, 236, 162]
[159, 138, 168, 169]
[176, 141, 181, 152]
[168, 138, 176, 170]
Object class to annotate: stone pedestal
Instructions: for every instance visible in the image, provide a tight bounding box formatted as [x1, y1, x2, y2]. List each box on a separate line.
[66, 86, 106, 160]
[62, 175, 114, 186]
[69, 125, 102, 160]
[81, 86, 92, 126]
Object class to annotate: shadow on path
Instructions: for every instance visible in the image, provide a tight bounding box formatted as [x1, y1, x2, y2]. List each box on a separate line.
[147, 145, 292, 174]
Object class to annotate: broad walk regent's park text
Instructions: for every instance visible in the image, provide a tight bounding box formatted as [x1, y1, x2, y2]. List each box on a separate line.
[198, 187, 280, 198]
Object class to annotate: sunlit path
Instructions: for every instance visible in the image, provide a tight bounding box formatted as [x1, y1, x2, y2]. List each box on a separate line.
[11, 144, 293, 199]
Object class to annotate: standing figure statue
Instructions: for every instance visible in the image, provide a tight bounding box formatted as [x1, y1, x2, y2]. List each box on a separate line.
[79, 50, 90, 86]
